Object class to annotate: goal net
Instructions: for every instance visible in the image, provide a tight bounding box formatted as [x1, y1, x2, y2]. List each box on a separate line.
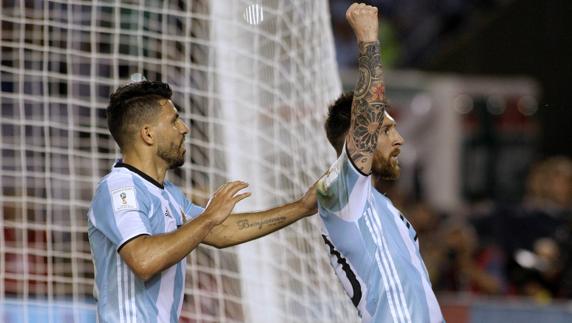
[0, 0, 358, 322]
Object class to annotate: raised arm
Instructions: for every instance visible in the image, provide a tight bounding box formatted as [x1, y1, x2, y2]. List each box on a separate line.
[345, 3, 386, 175]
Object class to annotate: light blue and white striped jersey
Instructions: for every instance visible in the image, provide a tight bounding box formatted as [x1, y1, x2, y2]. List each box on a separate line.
[87, 162, 204, 323]
[317, 146, 445, 323]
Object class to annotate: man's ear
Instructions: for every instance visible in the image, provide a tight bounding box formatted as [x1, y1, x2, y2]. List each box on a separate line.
[140, 125, 154, 145]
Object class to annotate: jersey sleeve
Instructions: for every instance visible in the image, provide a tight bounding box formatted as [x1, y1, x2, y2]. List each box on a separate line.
[317, 143, 371, 221]
[185, 202, 204, 221]
[164, 181, 205, 225]
[180, 191, 204, 221]
[90, 179, 151, 251]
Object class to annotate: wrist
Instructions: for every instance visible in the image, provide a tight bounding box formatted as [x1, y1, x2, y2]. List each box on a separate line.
[358, 39, 380, 48]
[357, 35, 379, 43]
[295, 199, 316, 218]
[196, 210, 221, 228]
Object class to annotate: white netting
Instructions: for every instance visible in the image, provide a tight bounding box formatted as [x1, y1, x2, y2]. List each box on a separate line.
[0, 0, 357, 322]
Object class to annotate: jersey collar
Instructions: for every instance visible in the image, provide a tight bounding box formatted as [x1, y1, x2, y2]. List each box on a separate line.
[114, 161, 164, 189]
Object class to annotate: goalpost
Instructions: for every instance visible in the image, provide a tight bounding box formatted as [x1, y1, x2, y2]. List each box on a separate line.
[0, 1, 357, 322]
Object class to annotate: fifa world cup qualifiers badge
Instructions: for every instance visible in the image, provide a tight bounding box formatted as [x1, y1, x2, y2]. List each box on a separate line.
[120, 192, 127, 204]
[112, 187, 137, 211]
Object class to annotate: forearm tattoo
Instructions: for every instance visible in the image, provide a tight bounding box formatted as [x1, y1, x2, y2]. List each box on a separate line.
[236, 216, 287, 231]
[349, 41, 386, 170]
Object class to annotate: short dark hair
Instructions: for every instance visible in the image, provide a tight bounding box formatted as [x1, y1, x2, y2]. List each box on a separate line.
[325, 92, 353, 155]
[107, 81, 172, 149]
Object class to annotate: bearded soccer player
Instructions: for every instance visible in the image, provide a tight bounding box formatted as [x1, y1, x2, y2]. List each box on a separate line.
[317, 3, 445, 322]
[87, 81, 317, 322]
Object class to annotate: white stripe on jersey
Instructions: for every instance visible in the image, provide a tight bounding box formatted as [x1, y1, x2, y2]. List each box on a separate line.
[165, 191, 185, 221]
[389, 203, 444, 323]
[116, 256, 137, 323]
[156, 264, 176, 322]
[337, 175, 370, 222]
[124, 261, 130, 323]
[128, 263, 137, 323]
[364, 210, 402, 323]
[169, 183, 188, 317]
[370, 206, 413, 323]
[117, 254, 125, 323]
[123, 260, 131, 323]
[156, 193, 177, 322]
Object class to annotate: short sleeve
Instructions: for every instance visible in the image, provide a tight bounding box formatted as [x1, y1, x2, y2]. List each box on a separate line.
[185, 203, 204, 220]
[90, 180, 151, 251]
[317, 143, 371, 221]
[164, 181, 204, 224]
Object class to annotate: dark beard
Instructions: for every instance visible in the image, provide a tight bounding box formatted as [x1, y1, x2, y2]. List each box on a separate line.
[372, 156, 400, 180]
[158, 143, 185, 169]
[167, 156, 184, 169]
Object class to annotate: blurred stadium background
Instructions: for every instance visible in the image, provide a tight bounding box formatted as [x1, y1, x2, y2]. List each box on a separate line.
[1, 0, 572, 322]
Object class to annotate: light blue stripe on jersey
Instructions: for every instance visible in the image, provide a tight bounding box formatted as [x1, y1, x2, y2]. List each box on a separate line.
[317, 146, 445, 323]
[88, 165, 204, 323]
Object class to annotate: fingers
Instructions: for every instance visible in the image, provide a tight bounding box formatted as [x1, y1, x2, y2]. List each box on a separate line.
[345, 3, 360, 20]
[214, 180, 248, 194]
[233, 192, 251, 203]
[204, 181, 250, 223]
[346, 3, 377, 20]
[213, 180, 250, 200]
[225, 181, 249, 196]
[345, 3, 380, 43]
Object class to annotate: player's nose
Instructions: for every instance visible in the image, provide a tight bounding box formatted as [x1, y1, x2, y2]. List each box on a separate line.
[180, 121, 190, 135]
[394, 130, 404, 146]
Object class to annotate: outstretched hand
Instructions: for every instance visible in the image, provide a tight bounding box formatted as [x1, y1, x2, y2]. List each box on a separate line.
[298, 177, 324, 217]
[346, 3, 379, 43]
[204, 181, 251, 225]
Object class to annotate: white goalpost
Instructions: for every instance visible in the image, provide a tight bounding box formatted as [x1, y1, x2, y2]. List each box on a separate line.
[0, 1, 357, 322]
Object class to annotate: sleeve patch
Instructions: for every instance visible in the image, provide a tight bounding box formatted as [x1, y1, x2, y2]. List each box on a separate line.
[318, 159, 342, 196]
[111, 187, 137, 212]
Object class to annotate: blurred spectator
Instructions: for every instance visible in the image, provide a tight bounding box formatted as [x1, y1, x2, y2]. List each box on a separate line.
[530, 157, 572, 211]
[397, 156, 572, 300]
[330, 0, 512, 67]
[470, 156, 572, 300]
[408, 203, 504, 295]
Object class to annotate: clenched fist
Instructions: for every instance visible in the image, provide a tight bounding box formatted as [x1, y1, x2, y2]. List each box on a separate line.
[346, 3, 379, 43]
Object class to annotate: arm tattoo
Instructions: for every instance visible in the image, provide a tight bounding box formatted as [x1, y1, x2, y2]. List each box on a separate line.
[236, 216, 287, 230]
[348, 41, 386, 172]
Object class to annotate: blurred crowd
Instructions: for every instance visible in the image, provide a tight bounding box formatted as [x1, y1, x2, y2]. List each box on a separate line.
[330, 0, 512, 67]
[391, 156, 572, 302]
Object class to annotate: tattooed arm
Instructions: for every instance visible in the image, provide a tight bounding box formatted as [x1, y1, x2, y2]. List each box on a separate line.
[345, 3, 386, 175]
[201, 181, 317, 248]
